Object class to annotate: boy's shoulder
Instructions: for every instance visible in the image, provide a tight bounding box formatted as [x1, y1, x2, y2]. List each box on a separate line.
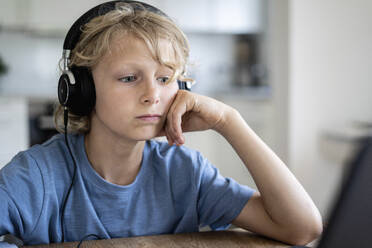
[26, 133, 81, 160]
[0, 133, 74, 178]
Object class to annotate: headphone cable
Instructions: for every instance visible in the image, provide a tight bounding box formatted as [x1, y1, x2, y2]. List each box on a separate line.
[60, 107, 78, 243]
[76, 234, 101, 248]
[60, 107, 103, 246]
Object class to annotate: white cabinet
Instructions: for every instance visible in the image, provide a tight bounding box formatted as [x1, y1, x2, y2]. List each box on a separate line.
[0, 97, 29, 169]
[155, 0, 263, 34]
[0, 0, 108, 32]
[0, 32, 61, 98]
[0, 0, 263, 34]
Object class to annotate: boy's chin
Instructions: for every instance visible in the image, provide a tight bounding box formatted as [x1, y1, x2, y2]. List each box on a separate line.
[130, 126, 165, 141]
[141, 127, 164, 138]
[136, 132, 161, 141]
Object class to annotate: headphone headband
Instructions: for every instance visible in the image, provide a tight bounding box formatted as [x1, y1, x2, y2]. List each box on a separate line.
[63, 0, 168, 51]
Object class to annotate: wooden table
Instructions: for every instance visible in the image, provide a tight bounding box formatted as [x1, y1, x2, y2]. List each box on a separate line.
[26, 230, 291, 248]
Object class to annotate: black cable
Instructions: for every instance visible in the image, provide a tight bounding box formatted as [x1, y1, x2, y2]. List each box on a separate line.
[76, 234, 101, 248]
[60, 107, 78, 243]
[60, 107, 103, 247]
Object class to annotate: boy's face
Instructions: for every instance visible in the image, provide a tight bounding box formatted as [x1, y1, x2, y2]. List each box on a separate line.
[90, 33, 179, 142]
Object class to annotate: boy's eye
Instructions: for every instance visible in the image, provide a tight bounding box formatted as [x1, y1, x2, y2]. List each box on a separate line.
[119, 75, 137, 83]
[158, 76, 170, 84]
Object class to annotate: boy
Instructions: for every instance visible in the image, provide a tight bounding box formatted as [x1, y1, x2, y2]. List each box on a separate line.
[0, 1, 322, 246]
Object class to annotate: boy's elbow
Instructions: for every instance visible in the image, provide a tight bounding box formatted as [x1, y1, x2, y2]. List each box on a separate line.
[289, 225, 323, 246]
[286, 215, 323, 246]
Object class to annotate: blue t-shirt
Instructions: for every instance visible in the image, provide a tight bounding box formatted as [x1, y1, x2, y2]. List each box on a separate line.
[0, 134, 254, 245]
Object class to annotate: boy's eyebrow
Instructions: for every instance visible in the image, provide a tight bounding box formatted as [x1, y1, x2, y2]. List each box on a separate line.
[110, 61, 174, 72]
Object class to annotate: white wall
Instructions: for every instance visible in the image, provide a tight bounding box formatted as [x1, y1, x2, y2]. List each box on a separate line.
[0, 97, 29, 168]
[289, 0, 372, 216]
[266, 0, 289, 163]
[0, 32, 62, 98]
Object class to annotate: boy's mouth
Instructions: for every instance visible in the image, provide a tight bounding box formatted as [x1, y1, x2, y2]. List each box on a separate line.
[136, 114, 162, 122]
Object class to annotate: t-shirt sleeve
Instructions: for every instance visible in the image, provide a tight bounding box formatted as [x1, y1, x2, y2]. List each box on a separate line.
[0, 241, 17, 248]
[195, 152, 255, 230]
[0, 151, 45, 239]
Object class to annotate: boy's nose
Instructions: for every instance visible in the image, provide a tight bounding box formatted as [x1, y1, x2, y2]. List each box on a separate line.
[140, 81, 160, 104]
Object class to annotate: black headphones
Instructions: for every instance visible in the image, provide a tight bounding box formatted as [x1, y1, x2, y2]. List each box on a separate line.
[57, 0, 192, 116]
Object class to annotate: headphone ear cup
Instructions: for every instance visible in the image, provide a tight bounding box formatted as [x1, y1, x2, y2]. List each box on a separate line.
[68, 66, 96, 116]
[58, 71, 75, 108]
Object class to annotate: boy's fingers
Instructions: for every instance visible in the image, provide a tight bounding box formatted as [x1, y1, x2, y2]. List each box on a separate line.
[166, 90, 197, 145]
[165, 124, 176, 146]
[168, 104, 186, 144]
[165, 131, 173, 146]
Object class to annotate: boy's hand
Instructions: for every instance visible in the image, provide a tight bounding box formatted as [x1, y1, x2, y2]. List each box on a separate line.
[158, 90, 234, 146]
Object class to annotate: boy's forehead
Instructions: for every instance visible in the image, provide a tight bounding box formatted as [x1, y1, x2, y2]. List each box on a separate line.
[104, 33, 176, 64]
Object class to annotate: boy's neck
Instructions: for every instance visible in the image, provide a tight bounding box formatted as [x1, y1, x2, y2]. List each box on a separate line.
[84, 130, 145, 186]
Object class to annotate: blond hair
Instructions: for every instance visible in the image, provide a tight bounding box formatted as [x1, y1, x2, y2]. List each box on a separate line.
[54, 2, 190, 134]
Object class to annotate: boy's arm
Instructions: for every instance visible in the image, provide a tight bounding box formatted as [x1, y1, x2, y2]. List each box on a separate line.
[164, 90, 323, 246]
[215, 108, 322, 246]
[0, 152, 45, 245]
[0, 188, 22, 245]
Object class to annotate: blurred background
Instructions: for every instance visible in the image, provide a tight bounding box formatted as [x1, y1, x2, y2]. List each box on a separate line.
[0, 0, 371, 220]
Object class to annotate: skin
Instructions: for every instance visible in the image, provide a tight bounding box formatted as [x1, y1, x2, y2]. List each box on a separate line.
[85, 33, 323, 245]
